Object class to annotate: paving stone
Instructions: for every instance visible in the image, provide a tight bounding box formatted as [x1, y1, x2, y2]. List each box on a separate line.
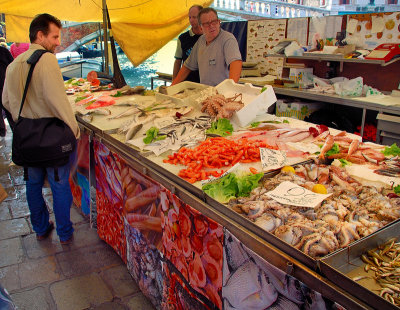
[9, 201, 30, 218]
[11, 286, 51, 310]
[22, 231, 64, 260]
[0, 265, 20, 292]
[126, 293, 156, 310]
[50, 273, 113, 310]
[70, 222, 102, 249]
[56, 243, 123, 277]
[91, 301, 126, 310]
[102, 265, 140, 298]
[0, 218, 31, 239]
[70, 206, 86, 224]
[0, 237, 24, 267]
[19, 256, 60, 288]
[0, 203, 11, 220]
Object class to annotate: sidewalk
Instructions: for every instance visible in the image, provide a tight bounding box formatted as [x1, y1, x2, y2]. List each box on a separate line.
[0, 130, 155, 310]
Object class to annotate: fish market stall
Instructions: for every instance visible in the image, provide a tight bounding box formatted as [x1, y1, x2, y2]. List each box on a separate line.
[68, 77, 400, 310]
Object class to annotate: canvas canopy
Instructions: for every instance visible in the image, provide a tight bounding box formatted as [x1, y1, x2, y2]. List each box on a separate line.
[1, 0, 212, 66]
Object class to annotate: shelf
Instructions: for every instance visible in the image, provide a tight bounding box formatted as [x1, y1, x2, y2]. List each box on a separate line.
[264, 53, 400, 66]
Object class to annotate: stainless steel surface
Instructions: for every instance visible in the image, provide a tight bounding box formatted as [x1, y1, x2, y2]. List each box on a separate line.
[321, 221, 400, 310]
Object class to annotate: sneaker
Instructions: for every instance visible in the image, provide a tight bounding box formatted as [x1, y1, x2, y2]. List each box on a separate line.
[60, 235, 74, 245]
[36, 221, 54, 241]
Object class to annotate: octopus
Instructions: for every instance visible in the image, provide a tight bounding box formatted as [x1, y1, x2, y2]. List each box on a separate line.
[200, 93, 244, 119]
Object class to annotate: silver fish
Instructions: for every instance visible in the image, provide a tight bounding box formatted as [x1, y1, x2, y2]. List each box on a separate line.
[125, 123, 143, 141]
[107, 107, 140, 120]
[92, 108, 111, 116]
[81, 114, 93, 123]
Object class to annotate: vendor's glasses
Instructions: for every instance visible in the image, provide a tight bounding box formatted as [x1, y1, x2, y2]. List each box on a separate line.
[201, 19, 219, 28]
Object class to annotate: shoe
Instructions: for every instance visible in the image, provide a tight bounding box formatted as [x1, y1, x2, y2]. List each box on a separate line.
[60, 235, 74, 245]
[36, 221, 54, 241]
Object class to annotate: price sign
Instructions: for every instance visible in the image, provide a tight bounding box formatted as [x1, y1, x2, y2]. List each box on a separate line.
[260, 148, 287, 171]
[266, 181, 332, 208]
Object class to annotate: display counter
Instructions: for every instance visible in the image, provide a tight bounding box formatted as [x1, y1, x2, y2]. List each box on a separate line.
[66, 77, 400, 309]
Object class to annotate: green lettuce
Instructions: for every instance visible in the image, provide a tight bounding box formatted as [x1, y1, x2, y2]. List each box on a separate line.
[206, 118, 233, 137]
[338, 158, 350, 166]
[202, 172, 263, 203]
[325, 143, 340, 157]
[382, 144, 400, 157]
[143, 127, 166, 144]
[394, 185, 400, 195]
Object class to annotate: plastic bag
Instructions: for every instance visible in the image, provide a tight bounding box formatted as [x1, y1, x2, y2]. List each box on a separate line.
[333, 77, 363, 97]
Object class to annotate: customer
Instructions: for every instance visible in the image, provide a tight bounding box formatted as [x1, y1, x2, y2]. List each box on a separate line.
[172, 5, 203, 83]
[0, 44, 13, 136]
[2, 13, 80, 245]
[171, 7, 242, 86]
[10, 42, 30, 58]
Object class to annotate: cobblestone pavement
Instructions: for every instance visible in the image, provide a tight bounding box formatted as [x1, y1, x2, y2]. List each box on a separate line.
[0, 129, 155, 310]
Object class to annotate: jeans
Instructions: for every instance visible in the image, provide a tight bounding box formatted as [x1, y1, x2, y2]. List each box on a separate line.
[26, 154, 75, 241]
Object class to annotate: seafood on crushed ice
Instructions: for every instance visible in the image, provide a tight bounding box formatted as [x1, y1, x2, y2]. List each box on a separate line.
[229, 163, 400, 258]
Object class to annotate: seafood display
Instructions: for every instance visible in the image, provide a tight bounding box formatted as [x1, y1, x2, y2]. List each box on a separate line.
[200, 93, 244, 119]
[223, 230, 343, 310]
[162, 191, 224, 309]
[359, 238, 400, 307]
[313, 131, 386, 164]
[229, 163, 400, 258]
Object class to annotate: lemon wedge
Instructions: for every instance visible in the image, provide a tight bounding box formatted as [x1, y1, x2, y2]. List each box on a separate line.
[312, 184, 327, 194]
[281, 166, 295, 174]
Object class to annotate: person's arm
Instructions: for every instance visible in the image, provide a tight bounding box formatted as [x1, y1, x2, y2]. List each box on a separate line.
[229, 60, 242, 83]
[171, 65, 191, 86]
[173, 59, 182, 80]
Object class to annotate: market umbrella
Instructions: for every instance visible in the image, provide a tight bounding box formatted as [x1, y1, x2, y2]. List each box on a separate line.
[1, 0, 213, 66]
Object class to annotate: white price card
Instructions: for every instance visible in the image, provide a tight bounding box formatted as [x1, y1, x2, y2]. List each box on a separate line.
[266, 181, 332, 208]
[260, 148, 287, 171]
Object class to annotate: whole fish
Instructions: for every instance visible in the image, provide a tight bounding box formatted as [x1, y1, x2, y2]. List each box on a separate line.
[346, 139, 359, 159]
[107, 106, 140, 120]
[318, 135, 334, 160]
[125, 123, 143, 141]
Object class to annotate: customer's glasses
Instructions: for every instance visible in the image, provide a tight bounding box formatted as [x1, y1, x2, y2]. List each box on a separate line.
[201, 19, 219, 28]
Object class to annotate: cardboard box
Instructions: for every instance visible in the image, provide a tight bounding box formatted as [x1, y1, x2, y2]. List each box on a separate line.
[215, 79, 277, 127]
[276, 99, 320, 120]
[155, 81, 211, 107]
[289, 68, 313, 86]
[0, 184, 7, 203]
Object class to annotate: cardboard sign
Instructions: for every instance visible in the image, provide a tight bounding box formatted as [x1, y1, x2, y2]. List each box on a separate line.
[260, 148, 287, 171]
[266, 181, 332, 207]
[0, 184, 7, 203]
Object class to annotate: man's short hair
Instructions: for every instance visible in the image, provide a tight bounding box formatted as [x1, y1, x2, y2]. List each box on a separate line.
[190, 5, 203, 12]
[29, 13, 62, 43]
[198, 7, 218, 25]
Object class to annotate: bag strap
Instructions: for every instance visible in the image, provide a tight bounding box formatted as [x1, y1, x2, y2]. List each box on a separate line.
[17, 49, 49, 120]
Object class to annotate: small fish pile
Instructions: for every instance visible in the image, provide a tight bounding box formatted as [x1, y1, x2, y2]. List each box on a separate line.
[375, 156, 400, 177]
[201, 93, 244, 119]
[229, 163, 400, 258]
[359, 238, 400, 306]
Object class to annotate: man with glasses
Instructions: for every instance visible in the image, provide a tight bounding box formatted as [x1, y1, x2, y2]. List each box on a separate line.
[172, 5, 203, 83]
[171, 7, 242, 86]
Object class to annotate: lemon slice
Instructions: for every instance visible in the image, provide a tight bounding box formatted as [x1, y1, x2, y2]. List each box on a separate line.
[281, 166, 295, 174]
[312, 184, 327, 194]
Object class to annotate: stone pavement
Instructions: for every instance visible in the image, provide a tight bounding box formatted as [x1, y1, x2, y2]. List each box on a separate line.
[0, 130, 156, 310]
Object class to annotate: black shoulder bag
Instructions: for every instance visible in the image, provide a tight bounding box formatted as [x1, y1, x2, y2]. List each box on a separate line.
[12, 49, 77, 179]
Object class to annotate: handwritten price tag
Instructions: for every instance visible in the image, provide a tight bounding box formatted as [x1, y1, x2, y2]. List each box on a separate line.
[260, 148, 287, 171]
[266, 181, 332, 208]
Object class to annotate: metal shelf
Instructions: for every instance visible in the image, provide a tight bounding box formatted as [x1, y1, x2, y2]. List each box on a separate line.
[264, 53, 400, 67]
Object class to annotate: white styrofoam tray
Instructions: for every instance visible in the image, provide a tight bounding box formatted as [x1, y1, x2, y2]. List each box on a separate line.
[155, 81, 211, 107]
[215, 79, 277, 127]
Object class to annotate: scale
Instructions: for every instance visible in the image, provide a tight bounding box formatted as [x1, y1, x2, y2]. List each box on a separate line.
[365, 43, 400, 62]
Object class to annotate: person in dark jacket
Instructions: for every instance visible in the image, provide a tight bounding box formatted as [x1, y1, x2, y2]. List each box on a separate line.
[172, 5, 203, 83]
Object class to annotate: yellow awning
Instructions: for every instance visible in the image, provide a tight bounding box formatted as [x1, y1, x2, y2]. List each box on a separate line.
[1, 0, 212, 66]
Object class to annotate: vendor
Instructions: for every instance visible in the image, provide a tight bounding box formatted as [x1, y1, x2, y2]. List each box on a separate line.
[171, 7, 242, 86]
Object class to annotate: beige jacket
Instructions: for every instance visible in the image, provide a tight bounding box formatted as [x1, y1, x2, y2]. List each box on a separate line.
[2, 44, 80, 139]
